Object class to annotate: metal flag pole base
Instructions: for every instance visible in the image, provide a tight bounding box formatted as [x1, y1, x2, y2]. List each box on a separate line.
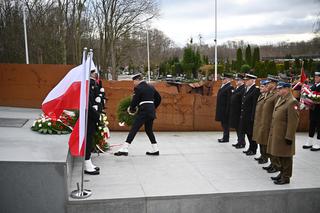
[70, 182, 92, 199]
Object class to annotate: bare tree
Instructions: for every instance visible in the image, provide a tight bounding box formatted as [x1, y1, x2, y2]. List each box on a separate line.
[92, 0, 159, 79]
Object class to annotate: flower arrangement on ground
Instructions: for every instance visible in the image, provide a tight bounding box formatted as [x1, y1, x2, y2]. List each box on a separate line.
[31, 110, 110, 152]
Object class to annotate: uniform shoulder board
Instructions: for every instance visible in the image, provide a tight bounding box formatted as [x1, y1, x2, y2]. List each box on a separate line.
[255, 86, 259, 88]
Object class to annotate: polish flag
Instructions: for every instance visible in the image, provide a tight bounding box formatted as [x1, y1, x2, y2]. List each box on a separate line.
[42, 52, 96, 156]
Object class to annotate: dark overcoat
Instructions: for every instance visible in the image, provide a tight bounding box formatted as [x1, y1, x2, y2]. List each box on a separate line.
[229, 84, 245, 129]
[215, 82, 234, 122]
[239, 85, 260, 134]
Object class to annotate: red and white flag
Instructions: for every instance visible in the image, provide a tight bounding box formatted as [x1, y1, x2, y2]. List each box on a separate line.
[42, 51, 96, 156]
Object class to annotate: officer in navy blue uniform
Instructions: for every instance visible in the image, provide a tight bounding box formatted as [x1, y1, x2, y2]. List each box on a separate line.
[215, 73, 234, 143]
[303, 71, 320, 151]
[239, 73, 260, 156]
[115, 73, 162, 156]
[230, 73, 246, 148]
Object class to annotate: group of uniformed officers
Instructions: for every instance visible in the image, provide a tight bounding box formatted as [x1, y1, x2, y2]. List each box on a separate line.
[215, 71, 320, 185]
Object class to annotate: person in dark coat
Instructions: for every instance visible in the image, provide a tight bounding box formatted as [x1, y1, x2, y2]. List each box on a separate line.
[229, 73, 246, 148]
[239, 73, 260, 156]
[115, 73, 162, 156]
[215, 73, 234, 143]
[84, 70, 102, 175]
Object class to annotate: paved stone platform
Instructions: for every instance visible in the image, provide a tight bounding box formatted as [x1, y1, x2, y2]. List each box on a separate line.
[68, 131, 320, 213]
[1, 107, 319, 213]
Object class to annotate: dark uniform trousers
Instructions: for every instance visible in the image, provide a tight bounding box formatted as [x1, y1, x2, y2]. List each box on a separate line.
[279, 157, 293, 180]
[260, 144, 268, 160]
[309, 118, 320, 139]
[126, 112, 156, 144]
[270, 155, 281, 170]
[309, 84, 320, 139]
[221, 119, 230, 141]
[125, 81, 161, 145]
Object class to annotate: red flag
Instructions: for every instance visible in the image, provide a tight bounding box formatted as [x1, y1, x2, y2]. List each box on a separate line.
[42, 52, 96, 156]
[300, 65, 307, 84]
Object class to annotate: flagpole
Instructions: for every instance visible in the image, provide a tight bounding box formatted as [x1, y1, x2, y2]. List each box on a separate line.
[147, 29, 151, 82]
[70, 47, 92, 199]
[214, 0, 218, 81]
[82, 49, 93, 194]
[23, 6, 29, 64]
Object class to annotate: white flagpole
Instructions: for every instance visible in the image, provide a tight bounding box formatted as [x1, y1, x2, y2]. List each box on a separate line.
[214, 0, 218, 81]
[147, 29, 151, 82]
[23, 6, 29, 64]
[70, 47, 92, 199]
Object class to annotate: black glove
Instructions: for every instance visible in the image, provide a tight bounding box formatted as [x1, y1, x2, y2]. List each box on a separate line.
[285, 139, 292, 145]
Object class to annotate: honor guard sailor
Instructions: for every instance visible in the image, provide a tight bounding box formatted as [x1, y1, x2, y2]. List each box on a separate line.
[115, 73, 162, 156]
[84, 69, 101, 175]
[303, 71, 320, 151]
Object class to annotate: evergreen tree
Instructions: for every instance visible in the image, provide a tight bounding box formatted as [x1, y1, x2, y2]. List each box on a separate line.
[252, 47, 260, 68]
[284, 60, 290, 71]
[245, 45, 252, 66]
[236, 48, 243, 72]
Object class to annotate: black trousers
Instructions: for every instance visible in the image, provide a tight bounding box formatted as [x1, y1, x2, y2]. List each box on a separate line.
[246, 133, 257, 152]
[221, 120, 230, 140]
[235, 127, 245, 144]
[85, 123, 96, 160]
[126, 114, 157, 144]
[309, 119, 320, 139]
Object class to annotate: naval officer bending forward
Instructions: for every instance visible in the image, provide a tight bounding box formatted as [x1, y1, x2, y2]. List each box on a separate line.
[115, 73, 161, 156]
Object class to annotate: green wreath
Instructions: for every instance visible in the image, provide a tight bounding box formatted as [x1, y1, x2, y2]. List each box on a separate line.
[116, 96, 137, 126]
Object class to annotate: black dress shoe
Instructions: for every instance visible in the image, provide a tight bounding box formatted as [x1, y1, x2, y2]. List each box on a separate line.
[302, 145, 312, 149]
[267, 167, 279, 173]
[254, 156, 262, 161]
[146, 151, 160, 156]
[218, 139, 229, 143]
[94, 167, 100, 171]
[232, 143, 238, 147]
[246, 150, 256, 156]
[258, 158, 268, 164]
[243, 149, 249, 154]
[310, 147, 320, 151]
[235, 144, 245, 149]
[271, 174, 281, 181]
[263, 164, 272, 170]
[84, 170, 100, 175]
[114, 151, 129, 156]
[274, 178, 290, 185]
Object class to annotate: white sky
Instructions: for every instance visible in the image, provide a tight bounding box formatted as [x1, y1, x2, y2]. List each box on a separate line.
[152, 0, 320, 46]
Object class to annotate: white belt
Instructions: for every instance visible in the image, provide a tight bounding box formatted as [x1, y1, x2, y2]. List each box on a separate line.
[139, 101, 154, 105]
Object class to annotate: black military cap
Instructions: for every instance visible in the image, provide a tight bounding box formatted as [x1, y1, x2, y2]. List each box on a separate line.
[220, 72, 233, 79]
[243, 73, 257, 80]
[132, 73, 143, 80]
[267, 74, 279, 82]
[234, 73, 244, 80]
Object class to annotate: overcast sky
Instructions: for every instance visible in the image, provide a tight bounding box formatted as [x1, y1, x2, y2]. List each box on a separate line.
[152, 0, 320, 46]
